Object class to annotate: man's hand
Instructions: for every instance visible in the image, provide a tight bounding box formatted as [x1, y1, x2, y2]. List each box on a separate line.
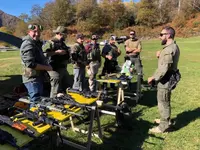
[106, 55, 112, 60]
[156, 50, 161, 58]
[133, 48, 140, 53]
[126, 47, 135, 53]
[148, 76, 154, 84]
[55, 50, 66, 55]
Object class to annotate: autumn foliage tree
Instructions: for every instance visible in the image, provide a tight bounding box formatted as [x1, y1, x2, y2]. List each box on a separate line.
[136, 0, 158, 28]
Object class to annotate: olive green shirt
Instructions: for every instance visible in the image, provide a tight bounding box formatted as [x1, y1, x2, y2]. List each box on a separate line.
[153, 41, 180, 89]
[42, 37, 70, 69]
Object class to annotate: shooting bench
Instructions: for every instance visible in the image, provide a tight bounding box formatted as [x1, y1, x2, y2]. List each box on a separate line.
[96, 73, 142, 117]
[97, 72, 142, 103]
[0, 93, 102, 150]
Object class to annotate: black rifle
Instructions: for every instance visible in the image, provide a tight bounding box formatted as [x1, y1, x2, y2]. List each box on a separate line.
[0, 128, 19, 148]
[32, 111, 66, 130]
[13, 108, 67, 129]
[67, 88, 108, 100]
[67, 88, 99, 98]
[37, 97, 83, 116]
[51, 95, 89, 109]
[14, 109, 40, 122]
[0, 115, 35, 137]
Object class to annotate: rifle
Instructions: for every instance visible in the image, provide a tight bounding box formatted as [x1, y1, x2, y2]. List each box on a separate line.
[0, 128, 19, 148]
[14, 108, 66, 130]
[32, 111, 66, 130]
[14, 109, 40, 122]
[67, 88, 99, 98]
[0, 115, 35, 137]
[38, 97, 83, 117]
[51, 95, 89, 109]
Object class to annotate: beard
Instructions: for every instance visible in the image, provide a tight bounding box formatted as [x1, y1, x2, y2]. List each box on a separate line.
[60, 37, 65, 42]
[161, 39, 167, 45]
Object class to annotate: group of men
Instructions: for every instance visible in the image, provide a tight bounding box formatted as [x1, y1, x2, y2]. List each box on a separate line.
[20, 24, 180, 134]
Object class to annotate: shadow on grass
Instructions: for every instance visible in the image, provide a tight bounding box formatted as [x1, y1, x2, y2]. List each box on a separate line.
[0, 75, 22, 94]
[173, 107, 200, 131]
[138, 80, 157, 107]
[52, 115, 164, 150]
[91, 115, 164, 150]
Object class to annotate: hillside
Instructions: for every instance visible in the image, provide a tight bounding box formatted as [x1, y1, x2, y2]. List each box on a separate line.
[0, 10, 20, 29]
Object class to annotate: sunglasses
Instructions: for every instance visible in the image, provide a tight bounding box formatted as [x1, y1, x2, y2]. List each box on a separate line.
[28, 24, 43, 31]
[160, 33, 169, 36]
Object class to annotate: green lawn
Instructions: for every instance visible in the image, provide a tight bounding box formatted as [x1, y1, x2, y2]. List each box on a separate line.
[0, 37, 200, 150]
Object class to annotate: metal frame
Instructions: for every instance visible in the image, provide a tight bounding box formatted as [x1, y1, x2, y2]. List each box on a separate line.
[96, 72, 142, 118]
[18, 97, 103, 150]
[57, 104, 103, 150]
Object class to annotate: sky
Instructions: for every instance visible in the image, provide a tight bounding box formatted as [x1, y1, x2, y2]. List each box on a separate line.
[0, 0, 52, 17]
[0, 0, 140, 17]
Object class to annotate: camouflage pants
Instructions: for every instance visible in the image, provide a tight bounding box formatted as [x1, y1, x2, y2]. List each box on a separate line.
[157, 88, 171, 132]
[48, 68, 70, 98]
[88, 61, 100, 92]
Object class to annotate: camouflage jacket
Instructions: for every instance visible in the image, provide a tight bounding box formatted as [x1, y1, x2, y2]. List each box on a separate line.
[71, 42, 87, 68]
[85, 42, 101, 63]
[42, 37, 70, 69]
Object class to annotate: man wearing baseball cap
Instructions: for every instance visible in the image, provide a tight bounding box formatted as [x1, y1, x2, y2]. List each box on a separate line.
[71, 33, 87, 91]
[43, 26, 70, 97]
[100, 35, 121, 89]
[85, 34, 101, 92]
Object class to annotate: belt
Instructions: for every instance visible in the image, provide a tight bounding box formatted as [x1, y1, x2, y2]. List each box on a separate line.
[128, 55, 139, 58]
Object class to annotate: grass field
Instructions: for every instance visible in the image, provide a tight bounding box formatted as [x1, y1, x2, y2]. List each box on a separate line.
[0, 36, 200, 150]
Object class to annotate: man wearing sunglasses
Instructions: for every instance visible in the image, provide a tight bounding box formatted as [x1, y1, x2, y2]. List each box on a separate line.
[124, 30, 143, 82]
[148, 26, 180, 133]
[20, 24, 52, 108]
[43, 26, 70, 97]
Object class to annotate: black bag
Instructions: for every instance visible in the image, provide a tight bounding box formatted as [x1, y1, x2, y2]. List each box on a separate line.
[169, 69, 181, 90]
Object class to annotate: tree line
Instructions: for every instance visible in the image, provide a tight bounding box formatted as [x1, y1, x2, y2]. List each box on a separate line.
[11, 0, 200, 39]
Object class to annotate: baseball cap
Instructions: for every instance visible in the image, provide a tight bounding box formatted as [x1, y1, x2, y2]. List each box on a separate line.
[109, 36, 116, 41]
[76, 33, 84, 39]
[91, 34, 98, 40]
[53, 26, 66, 34]
[130, 31, 135, 35]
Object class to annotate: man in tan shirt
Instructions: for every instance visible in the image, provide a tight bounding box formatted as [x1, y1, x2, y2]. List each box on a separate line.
[124, 31, 143, 82]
